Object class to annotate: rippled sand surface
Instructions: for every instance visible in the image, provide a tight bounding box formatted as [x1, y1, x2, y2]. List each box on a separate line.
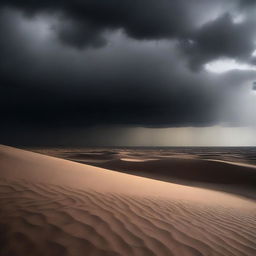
[0, 145, 256, 256]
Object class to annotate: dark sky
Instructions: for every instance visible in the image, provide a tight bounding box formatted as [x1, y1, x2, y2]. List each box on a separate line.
[0, 0, 256, 146]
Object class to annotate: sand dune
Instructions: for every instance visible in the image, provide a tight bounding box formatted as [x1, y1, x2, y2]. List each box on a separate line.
[89, 158, 256, 200]
[0, 145, 256, 256]
[29, 147, 256, 200]
[99, 158, 256, 185]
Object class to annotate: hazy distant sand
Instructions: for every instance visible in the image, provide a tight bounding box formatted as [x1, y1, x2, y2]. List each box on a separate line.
[0, 145, 256, 256]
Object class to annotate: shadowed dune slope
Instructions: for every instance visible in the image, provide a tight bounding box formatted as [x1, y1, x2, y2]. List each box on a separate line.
[85, 158, 256, 185]
[86, 158, 256, 200]
[34, 148, 256, 199]
[0, 145, 256, 256]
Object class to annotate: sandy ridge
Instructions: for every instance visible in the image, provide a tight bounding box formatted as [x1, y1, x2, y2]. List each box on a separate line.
[1, 179, 256, 256]
[0, 145, 256, 256]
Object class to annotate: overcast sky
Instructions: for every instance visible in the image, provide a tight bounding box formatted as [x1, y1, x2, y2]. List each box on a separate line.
[0, 0, 256, 146]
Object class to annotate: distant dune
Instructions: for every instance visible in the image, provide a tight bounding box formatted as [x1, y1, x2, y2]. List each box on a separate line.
[0, 145, 256, 256]
[90, 158, 256, 200]
[29, 147, 256, 200]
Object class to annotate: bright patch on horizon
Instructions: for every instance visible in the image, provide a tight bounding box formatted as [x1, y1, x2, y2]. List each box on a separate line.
[205, 58, 256, 73]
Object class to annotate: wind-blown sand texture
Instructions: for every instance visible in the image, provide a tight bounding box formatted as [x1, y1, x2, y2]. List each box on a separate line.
[0, 145, 256, 256]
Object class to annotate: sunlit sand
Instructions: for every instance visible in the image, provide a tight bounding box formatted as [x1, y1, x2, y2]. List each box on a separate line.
[0, 145, 256, 256]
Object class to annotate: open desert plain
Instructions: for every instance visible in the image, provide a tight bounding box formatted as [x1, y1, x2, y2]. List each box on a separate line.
[0, 145, 256, 256]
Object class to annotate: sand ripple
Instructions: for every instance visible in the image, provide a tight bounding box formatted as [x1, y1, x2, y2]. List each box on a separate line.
[0, 179, 255, 256]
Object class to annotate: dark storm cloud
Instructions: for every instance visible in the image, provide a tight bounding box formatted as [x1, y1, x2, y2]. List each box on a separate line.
[0, 0, 255, 65]
[0, 11, 220, 130]
[180, 13, 256, 70]
[0, 1, 256, 145]
[56, 19, 106, 49]
[0, 0, 194, 48]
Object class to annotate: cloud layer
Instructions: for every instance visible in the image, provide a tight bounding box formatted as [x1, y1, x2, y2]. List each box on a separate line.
[0, 0, 256, 144]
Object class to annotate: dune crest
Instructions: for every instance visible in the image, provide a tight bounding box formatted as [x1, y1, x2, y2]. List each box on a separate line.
[0, 145, 256, 256]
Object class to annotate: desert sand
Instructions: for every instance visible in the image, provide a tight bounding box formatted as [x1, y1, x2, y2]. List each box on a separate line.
[0, 145, 256, 256]
[28, 147, 256, 200]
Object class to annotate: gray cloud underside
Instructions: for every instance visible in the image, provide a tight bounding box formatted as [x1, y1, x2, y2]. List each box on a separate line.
[0, 0, 256, 143]
[1, 0, 255, 67]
